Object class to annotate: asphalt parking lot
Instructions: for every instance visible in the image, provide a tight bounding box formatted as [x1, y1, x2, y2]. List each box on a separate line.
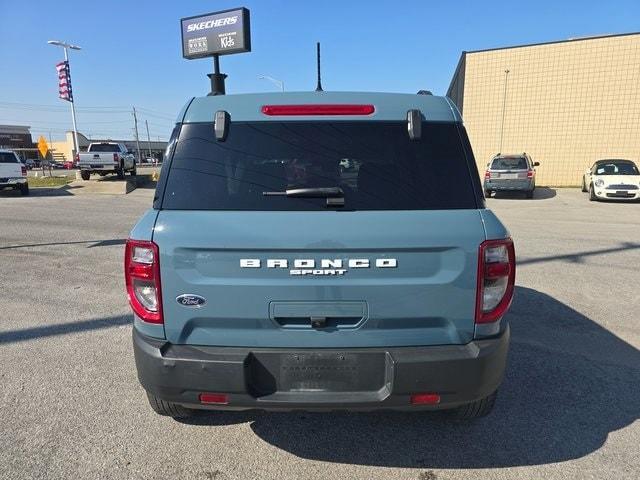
[0, 187, 638, 480]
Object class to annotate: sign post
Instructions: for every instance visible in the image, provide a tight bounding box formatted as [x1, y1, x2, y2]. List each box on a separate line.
[180, 7, 251, 95]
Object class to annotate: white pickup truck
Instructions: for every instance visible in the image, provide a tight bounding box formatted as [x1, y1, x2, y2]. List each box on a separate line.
[77, 142, 136, 180]
[0, 149, 29, 195]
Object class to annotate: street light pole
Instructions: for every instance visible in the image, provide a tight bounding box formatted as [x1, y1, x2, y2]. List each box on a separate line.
[145, 120, 152, 160]
[499, 69, 510, 154]
[48, 40, 81, 159]
[258, 75, 284, 92]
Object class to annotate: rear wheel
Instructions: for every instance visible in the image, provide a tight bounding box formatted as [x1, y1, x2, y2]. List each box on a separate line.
[448, 390, 497, 421]
[116, 165, 125, 180]
[146, 392, 192, 418]
[484, 189, 492, 198]
[581, 178, 587, 192]
[19, 183, 29, 196]
[589, 184, 597, 201]
[525, 189, 534, 199]
[80, 170, 91, 181]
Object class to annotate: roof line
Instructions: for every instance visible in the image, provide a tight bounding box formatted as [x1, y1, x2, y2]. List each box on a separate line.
[466, 31, 640, 55]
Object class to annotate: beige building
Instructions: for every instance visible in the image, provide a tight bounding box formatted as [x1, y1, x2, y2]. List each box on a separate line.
[448, 32, 640, 187]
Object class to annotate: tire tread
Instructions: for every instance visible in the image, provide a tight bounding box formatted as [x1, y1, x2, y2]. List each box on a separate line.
[448, 390, 497, 421]
[146, 392, 192, 418]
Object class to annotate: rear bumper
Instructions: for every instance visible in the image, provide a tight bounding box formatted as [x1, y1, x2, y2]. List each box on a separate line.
[484, 179, 533, 191]
[0, 177, 27, 187]
[79, 164, 117, 171]
[133, 326, 510, 411]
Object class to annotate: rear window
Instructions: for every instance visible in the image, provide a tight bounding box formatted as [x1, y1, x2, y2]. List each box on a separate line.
[0, 152, 19, 163]
[88, 144, 120, 152]
[491, 157, 528, 170]
[160, 121, 478, 211]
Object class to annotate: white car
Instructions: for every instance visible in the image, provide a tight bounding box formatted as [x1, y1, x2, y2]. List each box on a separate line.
[582, 159, 640, 201]
[0, 149, 29, 196]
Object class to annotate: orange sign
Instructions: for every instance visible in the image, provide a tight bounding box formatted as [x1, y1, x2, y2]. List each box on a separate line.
[37, 136, 49, 159]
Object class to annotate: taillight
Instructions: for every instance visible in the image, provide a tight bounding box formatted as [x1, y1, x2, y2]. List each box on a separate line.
[113, 153, 119, 163]
[485, 171, 491, 179]
[261, 104, 375, 116]
[475, 238, 515, 324]
[527, 170, 534, 178]
[125, 239, 162, 324]
[21, 166, 27, 176]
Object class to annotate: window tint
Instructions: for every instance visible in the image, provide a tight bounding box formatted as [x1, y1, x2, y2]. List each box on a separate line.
[88, 144, 120, 152]
[0, 152, 19, 163]
[491, 157, 528, 170]
[160, 121, 478, 211]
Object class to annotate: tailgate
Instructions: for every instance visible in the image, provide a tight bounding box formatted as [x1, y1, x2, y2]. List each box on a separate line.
[153, 210, 485, 348]
[0, 162, 22, 179]
[78, 153, 114, 165]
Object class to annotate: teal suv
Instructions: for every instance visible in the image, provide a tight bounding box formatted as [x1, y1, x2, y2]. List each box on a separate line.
[126, 92, 515, 420]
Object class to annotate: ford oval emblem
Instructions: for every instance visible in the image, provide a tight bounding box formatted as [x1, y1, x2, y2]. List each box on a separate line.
[176, 294, 206, 308]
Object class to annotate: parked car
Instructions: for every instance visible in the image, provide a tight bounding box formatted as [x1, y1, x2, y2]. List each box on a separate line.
[582, 159, 640, 201]
[24, 158, 36, 169]
[76, 142, 136, 180]
[484, 153, 539, 198]
[127, 92, 515, 420]
[62, 160, 75, 169]
[0, 149, 29, 195]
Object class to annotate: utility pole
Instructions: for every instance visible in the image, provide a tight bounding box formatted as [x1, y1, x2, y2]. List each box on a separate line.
[499, 69, 510, 154]
[132, 107, 142, 163]
[145, 120, 152, 160]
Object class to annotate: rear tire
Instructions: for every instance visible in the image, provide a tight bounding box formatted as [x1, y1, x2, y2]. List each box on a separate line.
[116, 165, 125, 180]
[146, 392, 192, 418]
[448, 390, 497, 421]
[80, 171, 91, 181]
[20, 183, 29, 196]
[526, 189, 534, 199]
[581, 178, 587, 192]
[589, 184, 597, 201]
[484, 189, 492, 198]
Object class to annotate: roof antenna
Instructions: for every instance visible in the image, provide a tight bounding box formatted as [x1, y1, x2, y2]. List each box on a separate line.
[315, 42, 323, 92]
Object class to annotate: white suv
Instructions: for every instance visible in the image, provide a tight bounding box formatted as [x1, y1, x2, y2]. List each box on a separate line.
[0, 150, 29, 196]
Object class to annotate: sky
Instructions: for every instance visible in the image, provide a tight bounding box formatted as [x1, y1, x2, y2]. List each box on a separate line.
[0, 0, 638, 142]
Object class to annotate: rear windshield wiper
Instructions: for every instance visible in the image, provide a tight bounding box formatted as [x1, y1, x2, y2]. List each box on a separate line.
[263, 187, 344, 207]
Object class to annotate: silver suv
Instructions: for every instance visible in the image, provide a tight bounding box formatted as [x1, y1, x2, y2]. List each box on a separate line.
[484, 153, 539, 199]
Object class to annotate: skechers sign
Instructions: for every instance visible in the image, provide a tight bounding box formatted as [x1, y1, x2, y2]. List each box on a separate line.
[181, 7, 251, 59]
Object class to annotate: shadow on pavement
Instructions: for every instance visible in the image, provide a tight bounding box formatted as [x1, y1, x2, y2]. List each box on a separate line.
[519, 241, 640, 266]
[0, 186, 74, 197]
[178, 286, 640, 468]
[492, 187, 556, 200]
[0, 238, 126, 250]
[0, 315, 130, 345]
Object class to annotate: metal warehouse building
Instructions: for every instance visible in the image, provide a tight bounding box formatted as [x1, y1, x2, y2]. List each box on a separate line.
[447, 32, 640, 187]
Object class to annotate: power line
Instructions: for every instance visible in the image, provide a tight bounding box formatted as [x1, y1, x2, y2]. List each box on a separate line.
[0, 100, 176, 116]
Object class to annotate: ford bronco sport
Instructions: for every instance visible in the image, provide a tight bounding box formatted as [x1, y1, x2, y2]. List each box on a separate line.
[127, 92, 515, 420]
